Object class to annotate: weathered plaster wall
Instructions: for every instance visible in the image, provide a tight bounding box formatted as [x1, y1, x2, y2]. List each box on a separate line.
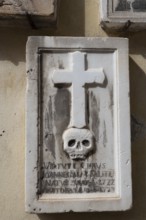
[0, 0, 146, 219]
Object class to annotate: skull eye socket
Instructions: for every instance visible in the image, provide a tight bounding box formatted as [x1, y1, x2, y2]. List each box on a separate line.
[82, 139, 90, 147]
[68, 139, 76, 147]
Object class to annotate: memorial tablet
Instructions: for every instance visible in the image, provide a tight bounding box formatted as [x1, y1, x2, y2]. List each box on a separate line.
[100, 0, 146, 31]
[26, 37, 132, 213]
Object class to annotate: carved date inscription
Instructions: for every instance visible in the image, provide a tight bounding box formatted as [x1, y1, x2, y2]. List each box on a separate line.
[41, 162, 115, 194]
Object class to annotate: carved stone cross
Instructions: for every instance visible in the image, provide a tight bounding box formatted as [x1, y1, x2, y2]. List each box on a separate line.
[52, 51, 105, 128]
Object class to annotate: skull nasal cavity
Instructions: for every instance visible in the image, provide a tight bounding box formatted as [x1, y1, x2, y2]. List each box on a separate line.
[68, 139, 76, 147]
[82, 139, 90, 147]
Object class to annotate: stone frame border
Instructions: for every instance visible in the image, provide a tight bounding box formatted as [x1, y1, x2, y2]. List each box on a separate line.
[26, 37, 132, 213]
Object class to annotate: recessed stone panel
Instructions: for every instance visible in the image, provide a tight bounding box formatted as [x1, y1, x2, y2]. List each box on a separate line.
[100, 0, 146, 31]
[26, 37, 132, 213]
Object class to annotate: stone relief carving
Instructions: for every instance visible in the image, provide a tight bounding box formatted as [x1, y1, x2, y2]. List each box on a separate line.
[0, 0, 58, 28]
[115, 0, 146, 12]
[63, 128, 95, 160]
[26, 37, 132, 212]
[101, 0, 146, 31]
[52, 51, 105, 160]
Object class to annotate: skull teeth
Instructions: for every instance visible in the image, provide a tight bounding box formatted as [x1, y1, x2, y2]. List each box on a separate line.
[70, 154, 85, 159]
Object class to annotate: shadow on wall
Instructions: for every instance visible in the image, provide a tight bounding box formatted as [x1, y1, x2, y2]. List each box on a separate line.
[56, 0, 85, 36]
[129, 58, 146, 219]
[130, 58, 146, 142]
[0, 0, 85, 65]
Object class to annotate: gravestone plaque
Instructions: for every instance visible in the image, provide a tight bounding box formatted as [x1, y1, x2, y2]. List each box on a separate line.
[0, 0, 58, 28]
[100, 0, 146, 31]
[26, 37, 132, 213]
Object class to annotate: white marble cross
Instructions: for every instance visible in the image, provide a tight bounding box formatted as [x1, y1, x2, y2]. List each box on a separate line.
[52, 51, 105, 128]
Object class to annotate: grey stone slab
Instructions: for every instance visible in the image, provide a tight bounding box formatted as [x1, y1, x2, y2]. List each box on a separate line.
[26, 37, 132, 213]
[0, 0, 58, 28]
[100, 0, 146, 31]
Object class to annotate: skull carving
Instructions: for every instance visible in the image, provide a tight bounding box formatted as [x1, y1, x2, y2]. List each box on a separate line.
[63, 128, 95, 160]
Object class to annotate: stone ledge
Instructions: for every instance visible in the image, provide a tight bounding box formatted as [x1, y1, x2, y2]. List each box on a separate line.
[0, 0, 59, 28]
